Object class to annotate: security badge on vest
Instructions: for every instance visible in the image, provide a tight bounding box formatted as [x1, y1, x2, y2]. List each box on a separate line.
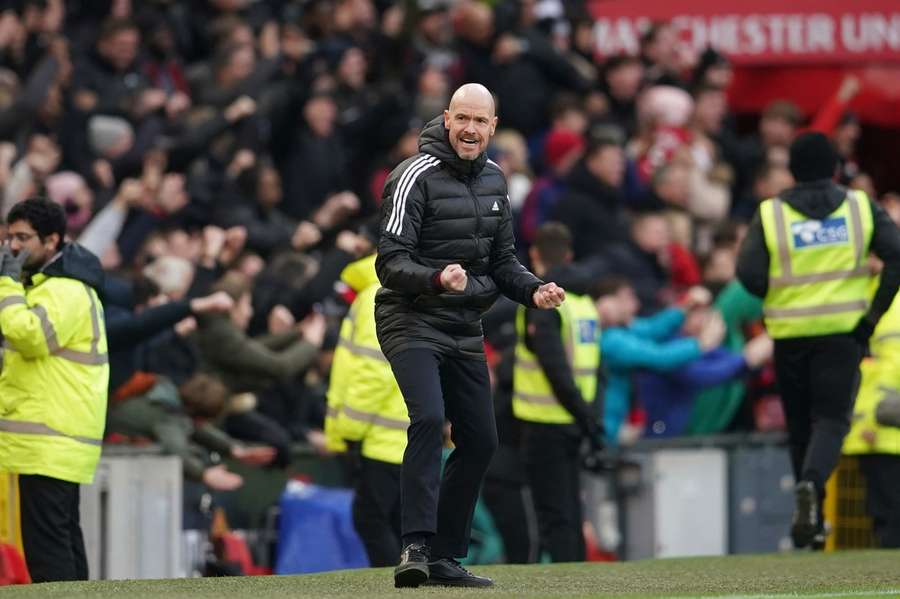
[791, 217, 849, 249]
[760, 191, 873, 339]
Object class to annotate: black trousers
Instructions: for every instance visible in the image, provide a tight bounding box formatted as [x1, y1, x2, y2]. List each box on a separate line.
[388, 348, 498, 558]
[773, 334, 862, 519]
[352, 457, 402, 567]
[18, 474, 88, 583]
[521, 422, 585, 562]
[481, 444, 540, 564]
[858, 454, 900, 548]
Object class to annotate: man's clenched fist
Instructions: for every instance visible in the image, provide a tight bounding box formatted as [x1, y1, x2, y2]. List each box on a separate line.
[440, 263, 467, 292]
[533, 282, 566, 309]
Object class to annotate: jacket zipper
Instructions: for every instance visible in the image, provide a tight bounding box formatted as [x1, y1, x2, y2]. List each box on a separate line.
[467, 182, 481, 261]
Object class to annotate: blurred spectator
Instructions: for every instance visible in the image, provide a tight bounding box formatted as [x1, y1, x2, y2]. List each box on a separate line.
[518, 127, 583, 246]
[107, 373, 275, 491]
[638, 306, 772, 438]
[598, 55, 644, 137]
[594, 279, 723, 445]
[550, 138, 626, 259]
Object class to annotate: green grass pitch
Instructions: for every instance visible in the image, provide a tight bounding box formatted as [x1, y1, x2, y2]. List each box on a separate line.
[1, 550, 898, 598]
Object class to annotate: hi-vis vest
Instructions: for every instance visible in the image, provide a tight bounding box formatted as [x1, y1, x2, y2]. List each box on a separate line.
[0, 272, 109, 485]
[760, 190, 873, 339]
[325, 256, 408, 465]
[512, 293, 600, 424]
[844, 294, 900, 456]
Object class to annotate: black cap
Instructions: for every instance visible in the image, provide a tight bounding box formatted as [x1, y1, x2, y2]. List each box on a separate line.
[789, 132, 838, 183]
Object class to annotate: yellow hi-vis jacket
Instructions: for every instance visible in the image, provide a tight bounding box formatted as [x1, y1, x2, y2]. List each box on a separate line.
[325, 255, 408, 464]
[844, 293, 900, 456]
[760, 190, 873, 339]
[0, 246, 109, 484]
[512, 293, 600, 424]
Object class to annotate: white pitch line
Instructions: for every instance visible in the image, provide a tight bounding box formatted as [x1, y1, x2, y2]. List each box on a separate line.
[716, 590, 900, 599]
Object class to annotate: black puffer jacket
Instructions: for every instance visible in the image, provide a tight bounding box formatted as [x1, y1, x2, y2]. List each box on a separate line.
[375, 116, 543, 359]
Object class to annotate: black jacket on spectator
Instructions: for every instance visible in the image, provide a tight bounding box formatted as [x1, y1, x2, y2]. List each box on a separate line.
[737, 180, 900, 330]
[279, 128, 348, 222]
[375, 116, 542, 359]
[550, 162, 628, 260]
[106, 300, 192, 392]
[588, 240, 669, 316]
[71, 49, 147, 117]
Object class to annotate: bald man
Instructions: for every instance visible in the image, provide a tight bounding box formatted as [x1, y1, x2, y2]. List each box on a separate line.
[376, 84, 565, 587]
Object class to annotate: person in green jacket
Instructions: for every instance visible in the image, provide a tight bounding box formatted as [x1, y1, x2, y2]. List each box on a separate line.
[107, 373, 276, 492]
[0, 198, 108, 582]
[687, 280, 764, 435]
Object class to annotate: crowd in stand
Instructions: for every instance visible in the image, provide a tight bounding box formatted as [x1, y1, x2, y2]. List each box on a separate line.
[0, 0, 892, 554]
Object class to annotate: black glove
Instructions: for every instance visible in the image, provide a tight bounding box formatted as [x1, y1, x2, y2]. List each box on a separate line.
[851, 316, 876, 349]
[0, 246, 28, 282]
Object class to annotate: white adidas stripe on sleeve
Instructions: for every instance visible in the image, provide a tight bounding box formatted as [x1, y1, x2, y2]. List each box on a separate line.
[385, 155, 430, 233]
[387, 155, 439, 236]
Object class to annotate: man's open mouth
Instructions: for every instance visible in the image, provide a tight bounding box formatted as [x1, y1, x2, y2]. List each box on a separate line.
[460, 138, 479, 147]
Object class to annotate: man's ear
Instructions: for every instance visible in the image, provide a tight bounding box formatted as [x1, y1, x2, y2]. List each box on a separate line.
[443, 110, 451, 129]
[490, 115, 498, 136]
[45, 233, 60, 252]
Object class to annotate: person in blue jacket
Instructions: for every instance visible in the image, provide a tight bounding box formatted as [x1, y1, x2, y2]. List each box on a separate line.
[593, 278, 724, 444]
[636, 307, 773, 438]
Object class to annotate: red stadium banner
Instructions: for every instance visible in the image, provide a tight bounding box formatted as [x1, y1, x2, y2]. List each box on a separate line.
[588, 0, 900, 66]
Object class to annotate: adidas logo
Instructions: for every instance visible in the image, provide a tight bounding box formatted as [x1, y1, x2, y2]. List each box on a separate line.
[492, 201, 499, 211]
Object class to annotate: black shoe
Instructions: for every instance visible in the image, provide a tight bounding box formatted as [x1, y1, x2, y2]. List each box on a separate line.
[424, 558, 494, 588]
[791, 481, 819, 549]
[394, 543, 430, 588]
[810, 521, 830, 551]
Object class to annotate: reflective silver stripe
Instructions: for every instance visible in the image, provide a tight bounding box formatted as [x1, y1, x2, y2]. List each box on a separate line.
[772, 198, 793, 278]
[337, 336, 387, 362]
[0, 418, 102, 447]
[516, 358, 541, 371]
[513, 391, 559, 406]
[54, 348, 109, 365]
[26, 290, 108, 366]
[85, 284, 100, 356]
[875, 332, 900, 343]
[326, 405, 339, 418]
[31, 304, 60, 352]
[770, 194, 867, 288]
[516, 358, 593, 377]
[340, 405, 407, 430]
[848, 191, 865, 266]
[764, 299, 868, 319]
[0, 296, 25, 313]
[769, 266, 870, 288]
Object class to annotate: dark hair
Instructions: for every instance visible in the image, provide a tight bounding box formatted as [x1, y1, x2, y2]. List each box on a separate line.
[212, 42, 251, 75]
[691, 83, 725, 101]
[603, 54, 641, 82]
[179, 374, 229, 419]
[549, 92, 584, 121]
[533, 222, 573, 267]
[789, 132, 838, 183]
[590, 276, 632, 300]
[6, 197, 66, 250]
[584, 137, 621, 161]
[98, 17, 139, 42]
[132, 275, 162, 307]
